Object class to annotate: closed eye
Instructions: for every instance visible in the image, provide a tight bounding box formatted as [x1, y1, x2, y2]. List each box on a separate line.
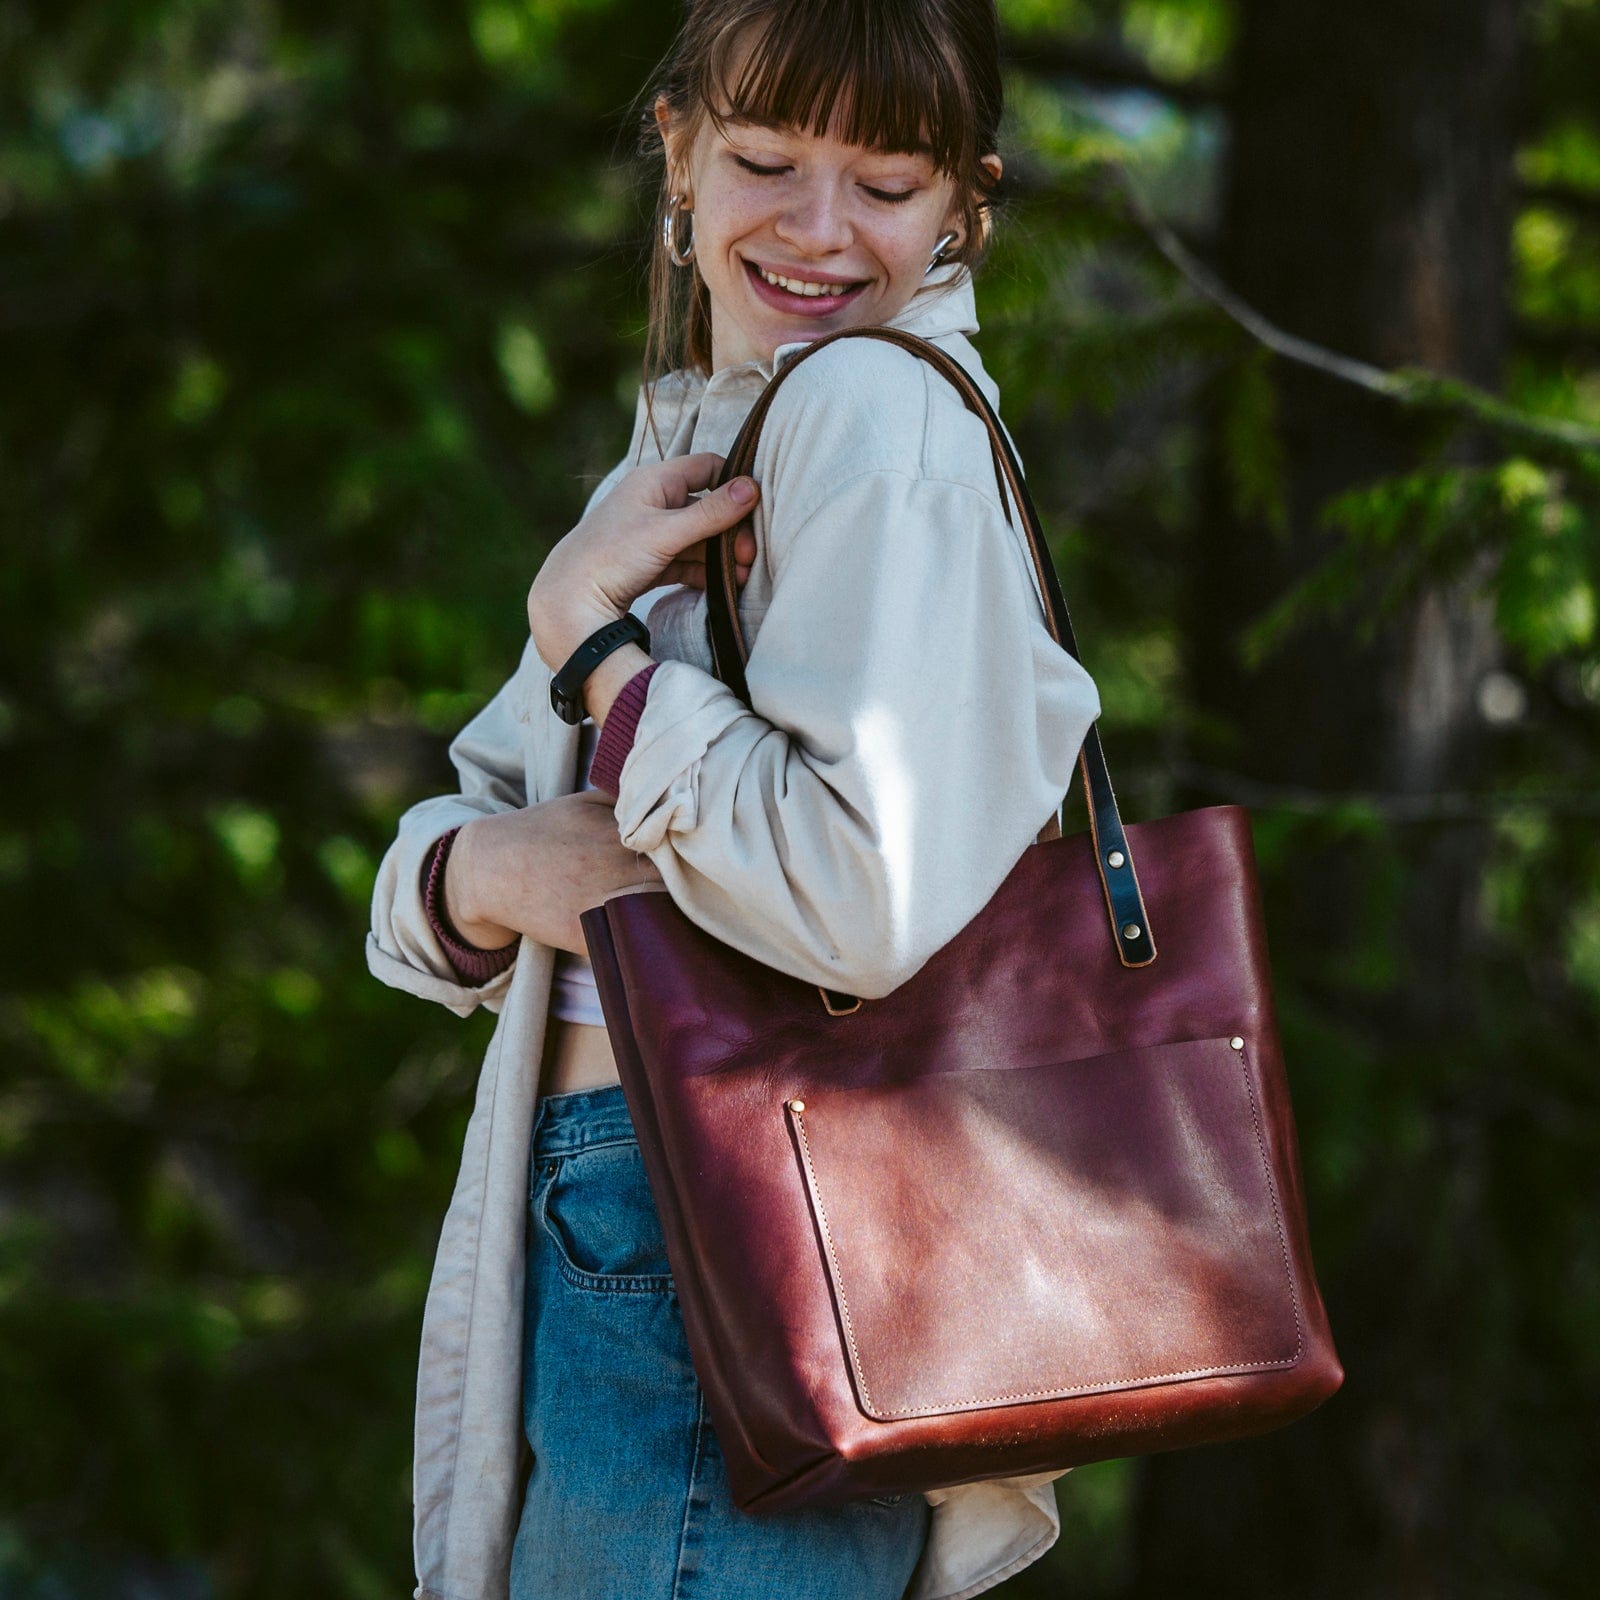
[730, 154, 918, 205]
[732, 154, 790, 176]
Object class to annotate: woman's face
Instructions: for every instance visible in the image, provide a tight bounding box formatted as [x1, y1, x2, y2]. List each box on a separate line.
[656, 85, 1001, 373]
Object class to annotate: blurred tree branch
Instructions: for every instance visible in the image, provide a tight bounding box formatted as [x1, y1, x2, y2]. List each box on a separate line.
[1099, 164, 1600, 462]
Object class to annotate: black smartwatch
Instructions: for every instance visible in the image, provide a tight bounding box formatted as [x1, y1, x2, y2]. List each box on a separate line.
[548, 613, 652, 725]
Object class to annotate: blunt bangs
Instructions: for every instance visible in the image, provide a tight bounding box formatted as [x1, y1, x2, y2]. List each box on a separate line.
[634, 0, 1005, 394]
[696, 2, 979, 177]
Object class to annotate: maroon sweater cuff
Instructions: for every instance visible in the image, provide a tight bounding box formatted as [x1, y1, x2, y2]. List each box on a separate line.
[587, 662, 661, 798]
[422, 825, 519, 985]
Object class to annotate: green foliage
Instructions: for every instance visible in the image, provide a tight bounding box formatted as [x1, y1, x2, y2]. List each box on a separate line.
[1121, 0, 1233, 77]
[1238, 458, 1600, 672]
[0, 0, 670, 1591]
[1515, 204, 1600, 330]
[4, 0, 1600, 1596]
[1519, 116, 1600, 193]
[1216, 346, 1289, 538]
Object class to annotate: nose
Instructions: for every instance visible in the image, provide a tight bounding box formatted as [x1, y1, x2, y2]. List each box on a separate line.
[772, 178, 853, 261]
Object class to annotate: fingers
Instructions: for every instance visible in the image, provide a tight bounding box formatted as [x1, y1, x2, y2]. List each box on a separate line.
[652, 452, 730, 502]
[706, 529, 757, 568]
[695, 475, 759, 534]
[660, 527, 757, 591]
[647, 454, 760, 538]
[660, 557, 755, 591]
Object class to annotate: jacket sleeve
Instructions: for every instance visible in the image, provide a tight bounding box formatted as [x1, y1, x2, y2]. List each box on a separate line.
[365, 642, 534, 1019]
[610, 463, 1102, 1001]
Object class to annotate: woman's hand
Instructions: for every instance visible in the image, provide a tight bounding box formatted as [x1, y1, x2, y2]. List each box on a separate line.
[527, 453, 760, 671]
[444, 797, 665, 957]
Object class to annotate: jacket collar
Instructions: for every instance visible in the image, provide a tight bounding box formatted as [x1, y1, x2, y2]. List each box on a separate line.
[627, 262, 983, 464]
[727, 259, 979, 385]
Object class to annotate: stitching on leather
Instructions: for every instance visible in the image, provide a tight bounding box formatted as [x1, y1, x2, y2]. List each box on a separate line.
[789, 1105, 878, 1414]
[791, 1036, 1305, 1418]
[1238, 1039, 1306, 1357]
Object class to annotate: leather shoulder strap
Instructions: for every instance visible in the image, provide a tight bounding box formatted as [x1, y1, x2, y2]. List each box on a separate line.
[701, 325, 1155, 972]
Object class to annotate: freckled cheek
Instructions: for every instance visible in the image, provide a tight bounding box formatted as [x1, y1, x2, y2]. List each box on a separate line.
[703, 203, 768, 265]
[872, 240, 925, 288]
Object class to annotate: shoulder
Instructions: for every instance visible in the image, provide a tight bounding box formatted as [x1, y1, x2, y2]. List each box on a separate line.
[754, 333, 1007, 527]
[762, 335, 934, 469]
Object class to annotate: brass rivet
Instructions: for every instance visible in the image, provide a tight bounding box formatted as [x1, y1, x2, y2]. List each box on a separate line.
[1107, 849, 1125, 868]
[1121, 922, 1141, 940]
[788, 1099, 805, 1113]
[1230, 1035, 1244, 1051]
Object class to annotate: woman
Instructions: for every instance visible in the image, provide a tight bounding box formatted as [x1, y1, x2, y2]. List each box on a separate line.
[367, 3, 1103, 1596]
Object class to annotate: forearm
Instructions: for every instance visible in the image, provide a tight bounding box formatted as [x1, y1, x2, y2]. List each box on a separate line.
[441, 817, 522, 951]
[368, 793, 524, 1015]
[443, 648, 652, 944]
[441, 789, 663, 960]
[445, 809, 539, 948]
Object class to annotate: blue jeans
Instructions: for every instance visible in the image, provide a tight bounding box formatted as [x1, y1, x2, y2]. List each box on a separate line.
[509, 1083, 931, 1599]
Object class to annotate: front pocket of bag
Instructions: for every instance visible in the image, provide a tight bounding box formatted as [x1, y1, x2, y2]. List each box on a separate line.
[535, 1141, 676, 1294]
[786, 1035, 1305, 1422]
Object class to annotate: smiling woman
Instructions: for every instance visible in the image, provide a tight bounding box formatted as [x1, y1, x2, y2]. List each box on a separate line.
[365, 3, 1104, 1599]
[635, 0, 1008, 433]
[676, 90, 962, 337]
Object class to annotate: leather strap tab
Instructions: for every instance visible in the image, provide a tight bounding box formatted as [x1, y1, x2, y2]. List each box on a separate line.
[703, 327, 1155, 978]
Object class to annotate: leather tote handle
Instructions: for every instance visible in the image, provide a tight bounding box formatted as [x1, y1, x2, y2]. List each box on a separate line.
[702, 325, 1155, 970]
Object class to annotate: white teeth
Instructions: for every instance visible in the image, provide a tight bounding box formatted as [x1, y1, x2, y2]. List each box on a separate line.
[756, 265, 855, 297]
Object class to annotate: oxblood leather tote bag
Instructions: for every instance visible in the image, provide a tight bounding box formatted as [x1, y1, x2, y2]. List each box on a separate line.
[580, 326, 1343, 1513]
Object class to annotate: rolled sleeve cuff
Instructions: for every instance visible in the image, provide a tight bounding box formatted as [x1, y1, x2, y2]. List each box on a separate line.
[422, 825, 520, 985]
[363, 932, 516, 1018]
[588, 661, 662, 797]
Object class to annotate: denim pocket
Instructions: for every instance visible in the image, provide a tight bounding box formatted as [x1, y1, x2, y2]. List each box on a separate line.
[534, 1139, 675, 1294]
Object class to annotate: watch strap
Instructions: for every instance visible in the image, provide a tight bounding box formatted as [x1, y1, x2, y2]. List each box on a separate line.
[549, 613, 651, 724]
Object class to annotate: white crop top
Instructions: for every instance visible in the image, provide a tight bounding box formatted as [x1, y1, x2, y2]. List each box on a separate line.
[548, 718, 608, 1027]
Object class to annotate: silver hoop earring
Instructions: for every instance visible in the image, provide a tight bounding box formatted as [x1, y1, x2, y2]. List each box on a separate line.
[925, 229, 961, 276]
[663, 193, 695, 267]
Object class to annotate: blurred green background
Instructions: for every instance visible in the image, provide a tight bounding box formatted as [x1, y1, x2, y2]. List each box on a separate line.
[3, 0, 1598, 1594]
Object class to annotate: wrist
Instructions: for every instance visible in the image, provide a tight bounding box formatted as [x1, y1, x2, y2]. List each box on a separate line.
[446, 818, 519, 950]
[529, 587, 624, 677]
[583, 642, 655, 726]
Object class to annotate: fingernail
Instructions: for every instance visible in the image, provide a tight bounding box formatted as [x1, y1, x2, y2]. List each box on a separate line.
[730, 477, 756, 503]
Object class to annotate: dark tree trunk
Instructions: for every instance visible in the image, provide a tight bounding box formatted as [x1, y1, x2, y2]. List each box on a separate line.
[1187, 0, 1522, 793]
[1132, 1, 1523, 1593]
[1185, 0, 1521, 1010]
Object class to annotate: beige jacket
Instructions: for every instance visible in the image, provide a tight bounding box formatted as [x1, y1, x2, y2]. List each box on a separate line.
[367, 262, 1103, 1600]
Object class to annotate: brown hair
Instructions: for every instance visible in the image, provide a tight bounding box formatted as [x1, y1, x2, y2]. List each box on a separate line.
[626, 0, 1008, 457]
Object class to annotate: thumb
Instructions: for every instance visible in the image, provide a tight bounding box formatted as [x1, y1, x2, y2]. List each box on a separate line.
[685, 474, 759, 536]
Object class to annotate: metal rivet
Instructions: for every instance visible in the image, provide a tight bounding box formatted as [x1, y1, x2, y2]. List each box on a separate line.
[1107, 850, 1125, 868]
[1230, 1035, 1244, 1051]
[788, 1099, 805, 1113]
[1121, 922, 1141, 940]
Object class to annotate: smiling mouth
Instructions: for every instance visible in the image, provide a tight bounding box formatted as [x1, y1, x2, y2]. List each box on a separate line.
[743, 258, 869, 299]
